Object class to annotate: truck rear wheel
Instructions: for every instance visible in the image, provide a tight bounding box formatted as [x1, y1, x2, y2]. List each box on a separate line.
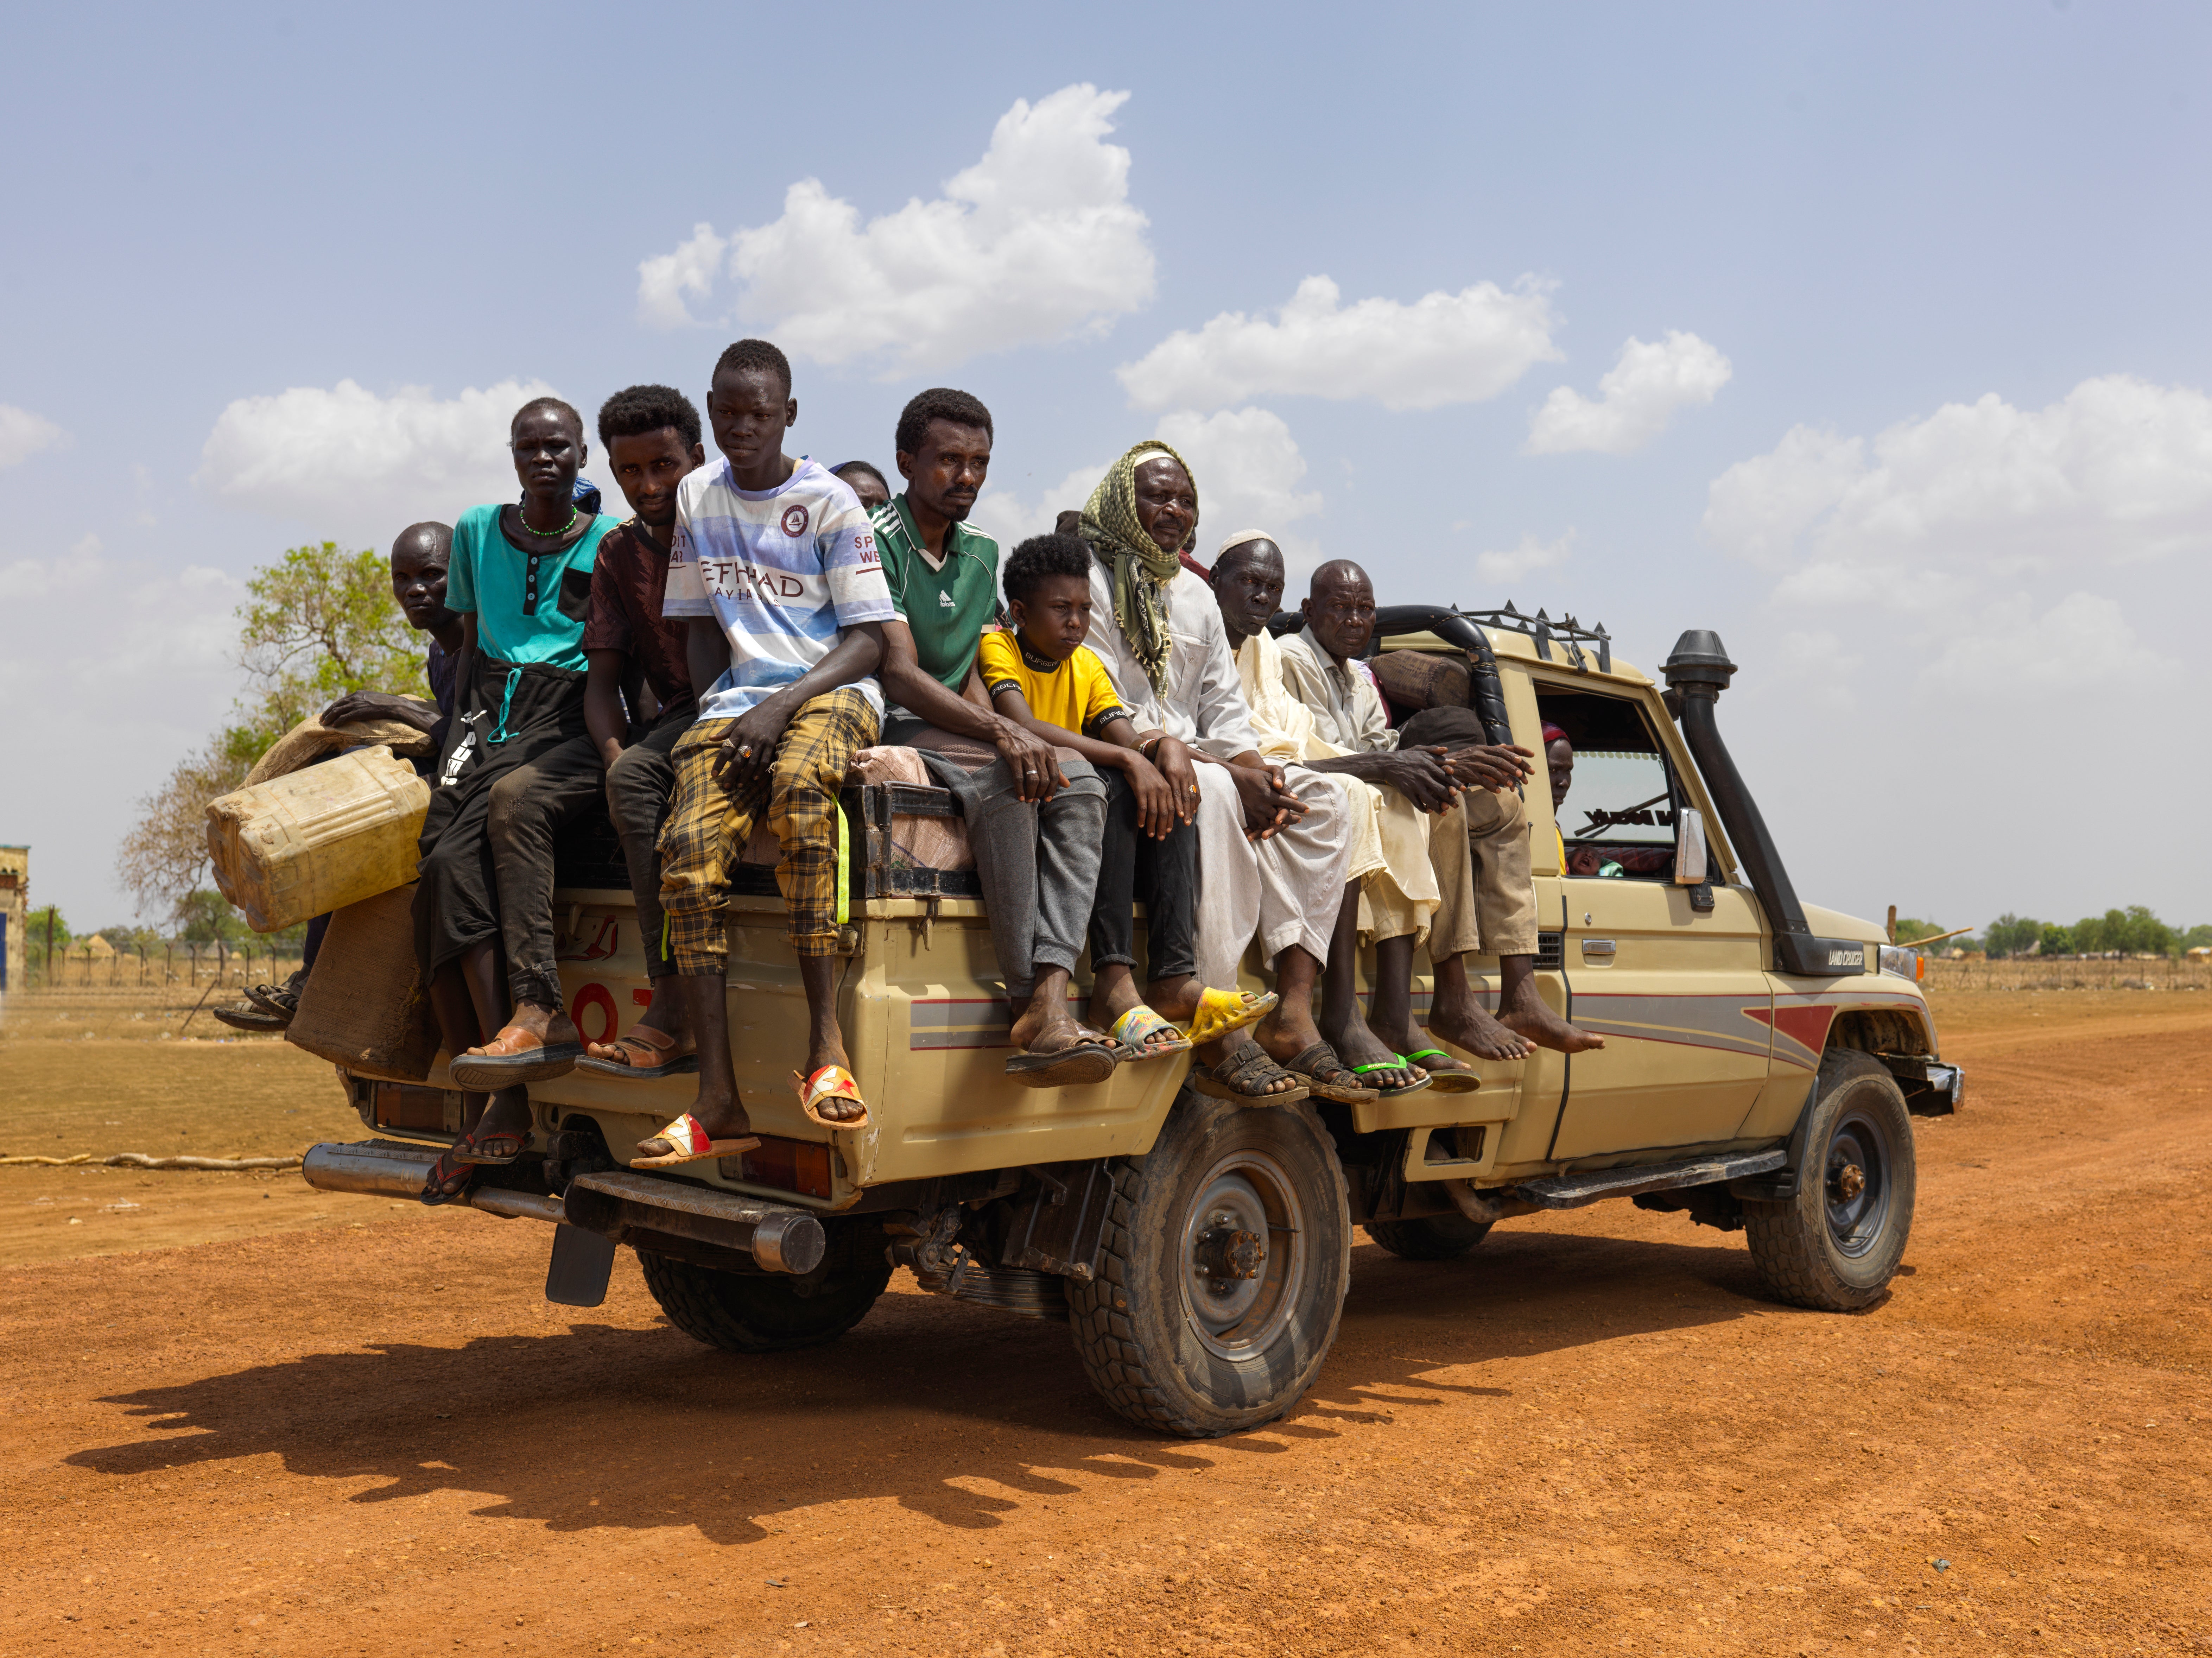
[1067, 1092, 1350, 1438]
[1744, 1050, 1915, 1311]
[1365, 1212, 1493, 1261]
[639, 1221, 891, 1354]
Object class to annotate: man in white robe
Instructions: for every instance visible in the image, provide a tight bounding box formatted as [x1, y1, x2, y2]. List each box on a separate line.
[1276, 558, 1602, 1058]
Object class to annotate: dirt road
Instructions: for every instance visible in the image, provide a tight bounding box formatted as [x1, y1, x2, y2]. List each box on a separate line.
[4, 992, 2207, 1657]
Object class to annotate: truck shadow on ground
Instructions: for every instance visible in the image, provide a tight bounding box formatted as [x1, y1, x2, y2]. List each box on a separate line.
[70, 1224, 1766, 1544]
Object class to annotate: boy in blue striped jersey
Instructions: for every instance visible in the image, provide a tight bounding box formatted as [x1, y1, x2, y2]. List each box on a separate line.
[629, 339, 894, 1165]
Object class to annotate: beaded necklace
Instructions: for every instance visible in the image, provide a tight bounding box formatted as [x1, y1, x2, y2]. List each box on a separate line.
[513, 501, 579, 539]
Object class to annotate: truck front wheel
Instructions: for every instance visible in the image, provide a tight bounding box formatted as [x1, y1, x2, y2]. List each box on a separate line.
[639, 1220, 891, 1354]
[1744, 1050, 1915, 1311]
[1067, 1092, 1350, 1438]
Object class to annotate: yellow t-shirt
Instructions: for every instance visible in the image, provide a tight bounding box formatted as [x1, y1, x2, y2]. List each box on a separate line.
[978, 631, 1129, 739]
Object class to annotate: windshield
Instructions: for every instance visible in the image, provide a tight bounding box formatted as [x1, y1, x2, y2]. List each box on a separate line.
[1559, 749, 1675, 848]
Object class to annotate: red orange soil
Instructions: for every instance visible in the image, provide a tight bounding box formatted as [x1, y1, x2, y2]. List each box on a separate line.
[2, 991, 2207, 1656]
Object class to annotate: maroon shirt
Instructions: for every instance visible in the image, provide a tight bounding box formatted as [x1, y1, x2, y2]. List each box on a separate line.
[582, 519, 695, 710]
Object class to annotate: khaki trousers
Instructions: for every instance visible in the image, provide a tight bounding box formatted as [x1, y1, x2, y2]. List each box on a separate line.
[1360, 785, 1538, 960]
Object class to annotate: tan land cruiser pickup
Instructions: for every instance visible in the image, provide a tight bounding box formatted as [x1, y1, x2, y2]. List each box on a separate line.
[299, 614, 1959, 1439]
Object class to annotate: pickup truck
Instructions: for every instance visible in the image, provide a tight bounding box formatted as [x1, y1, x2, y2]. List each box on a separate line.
[299, 612, 1959, 1439]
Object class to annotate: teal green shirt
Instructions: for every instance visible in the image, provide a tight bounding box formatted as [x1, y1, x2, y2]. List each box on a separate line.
[870, 495, 1000, 699]
[447, 503, 617, 670]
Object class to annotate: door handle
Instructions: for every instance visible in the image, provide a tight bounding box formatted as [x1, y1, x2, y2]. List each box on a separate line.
[1579, 938, 1616, 960]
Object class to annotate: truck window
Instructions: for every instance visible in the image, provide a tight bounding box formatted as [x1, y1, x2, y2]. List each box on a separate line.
[1535, 685, 1679, 880]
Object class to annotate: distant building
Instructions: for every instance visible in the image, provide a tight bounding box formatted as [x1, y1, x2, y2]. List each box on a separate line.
[0, 846, 25, 992]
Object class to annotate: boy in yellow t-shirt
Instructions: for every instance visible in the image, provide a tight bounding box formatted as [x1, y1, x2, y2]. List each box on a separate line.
[982, 534, 1200, 1059]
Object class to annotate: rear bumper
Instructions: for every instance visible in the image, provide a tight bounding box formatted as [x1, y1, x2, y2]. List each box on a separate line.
[300, 1139, 826, 1274]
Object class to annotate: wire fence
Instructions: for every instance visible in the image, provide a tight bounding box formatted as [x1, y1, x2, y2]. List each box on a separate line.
[19, 941, 307, 991]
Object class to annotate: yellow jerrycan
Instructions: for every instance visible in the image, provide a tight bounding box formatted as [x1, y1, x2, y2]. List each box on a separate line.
[205, 745, 431, 933]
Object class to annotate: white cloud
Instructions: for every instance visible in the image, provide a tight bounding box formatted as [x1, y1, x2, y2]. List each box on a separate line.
[1117, 275, 1560, 413]
[1526, 332, 1731, 455]
[1474, 531, 1573, 588]
[1705, 374, 2212, 575]
[1704, 375, 2208, 710]
[1918, 591, 2173, 693]
[0, 403, 65, 468]
[196, 377, 557, 538]
[1159, 407, 1323, 572]
[636, 84, 1155, 375]
[967, 462, 1108, 554]
[970, 407, 1328, 578]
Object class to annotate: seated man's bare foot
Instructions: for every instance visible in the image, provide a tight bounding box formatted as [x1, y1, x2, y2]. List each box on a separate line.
[1497, 980, 1605, 1053]
[1009, 993, 1112, 1056]
[1311, 1012, 1424, 1092]
[652, 1082, 754, 1148]
[1422, 1001, 1534, 1064]
[798, 1044, 868, 1124]
[502, 1001, 580, 1046]
[1142, 976, 1203, 1026]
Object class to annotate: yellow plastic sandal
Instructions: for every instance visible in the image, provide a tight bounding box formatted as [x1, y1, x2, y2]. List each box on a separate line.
[1181, 987, 1279, 1046]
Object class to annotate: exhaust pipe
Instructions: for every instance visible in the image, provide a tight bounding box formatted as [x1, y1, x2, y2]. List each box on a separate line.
[300, 1140, 825, 1273]
[1661, 631, 1869, 978]
[302, 1139, 563, 1221]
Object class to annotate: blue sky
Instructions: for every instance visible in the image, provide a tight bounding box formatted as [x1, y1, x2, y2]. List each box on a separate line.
[5, 1, 2208, 935]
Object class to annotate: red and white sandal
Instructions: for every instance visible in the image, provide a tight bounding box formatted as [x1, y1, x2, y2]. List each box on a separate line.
[792, 1065, 870, 1130]
[628, 1112, 761, 1169]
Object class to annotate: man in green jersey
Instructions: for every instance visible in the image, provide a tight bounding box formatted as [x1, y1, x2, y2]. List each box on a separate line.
[873, 388, 1124, 1074]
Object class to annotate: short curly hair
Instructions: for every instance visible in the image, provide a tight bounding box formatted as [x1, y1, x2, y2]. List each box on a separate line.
[712, 337, 793, 397]
[895, 387, 993, 457]
[596, 384, 702, 449]
[511, 396, 584, 438]
[1002, 532, 1092, 607]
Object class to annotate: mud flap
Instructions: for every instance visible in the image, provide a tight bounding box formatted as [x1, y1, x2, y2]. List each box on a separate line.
[544, 1222, 616, 1307]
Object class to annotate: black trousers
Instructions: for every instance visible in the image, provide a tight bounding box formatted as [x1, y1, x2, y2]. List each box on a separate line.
[1088, 769, 1199, 983]
[603, 697, 696, 980]
[413, 658, 598, 1011]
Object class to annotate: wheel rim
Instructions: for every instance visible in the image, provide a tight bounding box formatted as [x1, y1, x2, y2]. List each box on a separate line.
[1178, 1149, 1307, 1361]
[1823, 1103, 1894, 1259]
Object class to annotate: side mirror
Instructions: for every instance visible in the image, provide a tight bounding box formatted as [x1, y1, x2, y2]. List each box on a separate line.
[1674, 806, 1709, 886]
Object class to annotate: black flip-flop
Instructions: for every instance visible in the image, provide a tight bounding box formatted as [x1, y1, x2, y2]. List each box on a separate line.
[242, 981, 300, 1021]
[418, 1146, 477, 1206]
[1005, 1036, 1119, 1089]
[1280, 1040, 1379, 1104]
[1350, 1056, 1432, 1100]
[1188, 1039, 1310, 1106]
[212, 1004, 289, 1033]
[453, 1126, 530, 1166]
[1404, 1047, 1484, 1094]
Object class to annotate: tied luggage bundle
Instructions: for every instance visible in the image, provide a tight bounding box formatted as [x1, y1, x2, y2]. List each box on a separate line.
[205, 745, 431, 933]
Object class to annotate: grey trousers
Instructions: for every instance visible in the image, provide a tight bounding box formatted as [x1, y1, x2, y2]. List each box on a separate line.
[915, 746, 1108, 998]
[604, 701, 696, 980]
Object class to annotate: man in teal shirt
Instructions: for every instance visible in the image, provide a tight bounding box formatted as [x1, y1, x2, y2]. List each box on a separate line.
[872, 389, 1124, 1077]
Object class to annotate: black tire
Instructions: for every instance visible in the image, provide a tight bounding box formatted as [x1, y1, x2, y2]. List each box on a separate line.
[1744, 1050, 1915, 1311]
[1365, 1211, 1494, 1261]
[639, 1220, 891, 1354]
[1067, 1091, 1350, 1438]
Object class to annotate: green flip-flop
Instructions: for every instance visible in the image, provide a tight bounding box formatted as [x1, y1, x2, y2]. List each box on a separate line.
[1350, 1056, 1431, 1100]
[1403, 1048, 1484, 1094]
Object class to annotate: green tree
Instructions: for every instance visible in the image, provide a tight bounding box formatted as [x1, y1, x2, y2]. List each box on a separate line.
[2037, 923, 2076, 957]
[1893, 917, 1945, 945]
[1982, 914, 2042, 959]
[2183, 924, 2212, 952]
[173, 889, 257, 945]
